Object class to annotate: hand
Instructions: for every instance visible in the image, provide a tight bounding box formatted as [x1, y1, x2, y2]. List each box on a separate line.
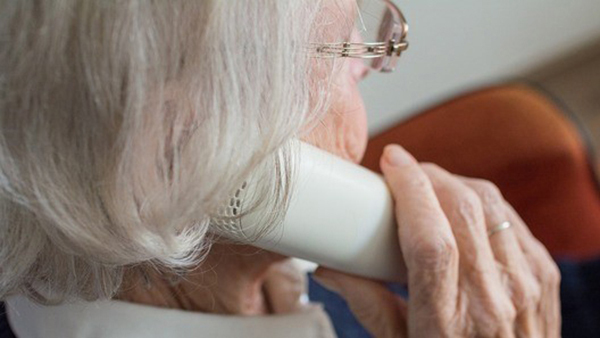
[263, 258, 307, 314]
[313, 145, 561, 337]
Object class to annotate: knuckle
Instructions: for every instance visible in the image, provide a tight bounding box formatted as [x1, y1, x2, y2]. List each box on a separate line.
[511, 274, 542, 311]
[504, 303, 517, 323]
[480, 305, 516, 337]
[527, 282, 543, 306]
[472, 180, 504, 206]
[492, 296, 517, 322]
[410, 235, 458, 270]
[501, 289, 518, 319]
[545, 261, 562, 287]
[493, 303, 517, 328]
[477, 291, 517, 335]
[534, 247, 562, 287]
[454, 190, 484, 225]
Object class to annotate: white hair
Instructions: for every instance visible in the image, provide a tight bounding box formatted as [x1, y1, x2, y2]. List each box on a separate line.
[0, 0, 352, 303]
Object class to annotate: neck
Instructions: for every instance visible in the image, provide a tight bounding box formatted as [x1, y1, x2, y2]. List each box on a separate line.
[116, 244, 290, 315]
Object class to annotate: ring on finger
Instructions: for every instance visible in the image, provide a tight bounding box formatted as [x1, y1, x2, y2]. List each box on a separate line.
[488, 221, 512, 238]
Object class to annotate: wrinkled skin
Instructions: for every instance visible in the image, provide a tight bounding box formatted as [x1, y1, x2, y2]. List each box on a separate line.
[119, 1, 561, 334]
[119, 55, 561, 336]
[118, 245, 306, 315]
[313, 145, 561, 337]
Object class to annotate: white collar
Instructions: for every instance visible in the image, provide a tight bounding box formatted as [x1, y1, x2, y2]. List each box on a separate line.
[6, 296, 337, 338]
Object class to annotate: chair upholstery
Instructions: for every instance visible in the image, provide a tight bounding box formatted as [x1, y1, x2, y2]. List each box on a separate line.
[361, 83, 600, 259]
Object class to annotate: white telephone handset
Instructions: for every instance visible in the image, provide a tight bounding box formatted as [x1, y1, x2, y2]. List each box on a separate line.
[214, 141, 407, 283]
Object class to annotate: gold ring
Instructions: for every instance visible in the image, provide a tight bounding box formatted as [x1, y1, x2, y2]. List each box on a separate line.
[488, 221, 512, 237]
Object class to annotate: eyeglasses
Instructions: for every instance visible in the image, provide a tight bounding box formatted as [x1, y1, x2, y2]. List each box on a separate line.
[311, 0, 409, 73]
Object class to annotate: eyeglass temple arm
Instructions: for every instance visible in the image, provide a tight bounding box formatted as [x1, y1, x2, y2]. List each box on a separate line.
[312, 40, 408, 59]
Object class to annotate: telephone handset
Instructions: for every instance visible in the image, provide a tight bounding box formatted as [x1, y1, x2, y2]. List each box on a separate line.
[213, 141, 408, 283]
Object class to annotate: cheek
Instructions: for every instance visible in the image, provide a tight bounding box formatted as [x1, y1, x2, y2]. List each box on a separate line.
[332, 75, 369, 163]
[304, 61, 369, 164]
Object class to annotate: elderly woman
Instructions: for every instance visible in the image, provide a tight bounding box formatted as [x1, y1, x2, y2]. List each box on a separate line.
[0, 1, 560, 337]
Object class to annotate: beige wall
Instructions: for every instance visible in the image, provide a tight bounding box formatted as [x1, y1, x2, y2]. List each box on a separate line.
[361, 0, 600, 134]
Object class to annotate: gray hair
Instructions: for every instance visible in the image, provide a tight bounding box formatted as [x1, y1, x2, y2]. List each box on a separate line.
[0, 0, 351, 303]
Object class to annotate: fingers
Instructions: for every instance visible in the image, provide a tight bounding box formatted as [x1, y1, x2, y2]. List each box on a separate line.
[359, 145, 559, 337]
[461, 178, 542, 338]
[421, 164, 516, 337]
[313, 267, 408, 338]
[380, 145, 460, 335]
[505, 205, 562, 338]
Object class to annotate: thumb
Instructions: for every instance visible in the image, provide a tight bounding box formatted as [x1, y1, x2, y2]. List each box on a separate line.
[313, 267, 408, 338]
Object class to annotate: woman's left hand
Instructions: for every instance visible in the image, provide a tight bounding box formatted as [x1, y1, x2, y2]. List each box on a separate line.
[263, 258, 307, 314]
[314, 159, 561, 337]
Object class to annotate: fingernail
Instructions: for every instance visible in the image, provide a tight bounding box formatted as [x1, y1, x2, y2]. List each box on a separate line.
[312, 274, 341, 294]
[384, 145, 414, 167]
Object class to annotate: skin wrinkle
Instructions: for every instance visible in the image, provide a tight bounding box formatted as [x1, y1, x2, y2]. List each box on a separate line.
[311, 147, 560, 337]
[116, 1, 559, 335]
[304, 56, 369, 163]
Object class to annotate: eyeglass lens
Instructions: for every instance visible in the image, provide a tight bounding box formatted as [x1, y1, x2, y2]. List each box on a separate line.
[355, 0, 406, 72]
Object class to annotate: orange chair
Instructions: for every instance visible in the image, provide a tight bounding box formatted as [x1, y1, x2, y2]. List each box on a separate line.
[362, 84, 600, 260]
